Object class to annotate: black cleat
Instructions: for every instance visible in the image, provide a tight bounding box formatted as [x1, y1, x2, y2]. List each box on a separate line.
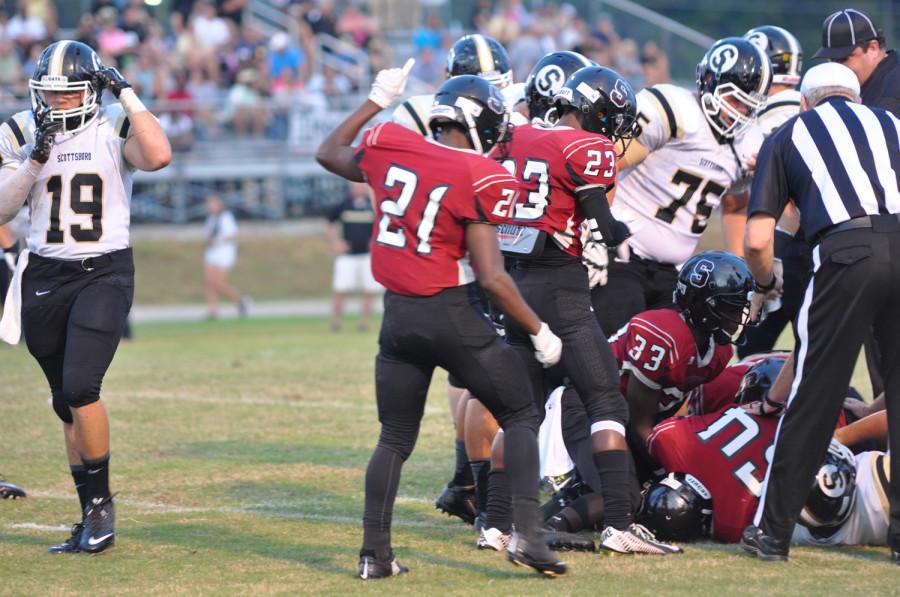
[545, 530, 596, 552]
[507, 532, 567, 577]
[0, 478, 26, 499]
[739, 525, 788, 562]
[358, 552, 409, 580]
[48, 522, 83, 554]
[435, 484, 476, 525]
[78, 495, 116, 554]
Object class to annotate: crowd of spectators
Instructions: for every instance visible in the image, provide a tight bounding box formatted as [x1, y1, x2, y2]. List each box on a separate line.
[0, 0, 670, 146]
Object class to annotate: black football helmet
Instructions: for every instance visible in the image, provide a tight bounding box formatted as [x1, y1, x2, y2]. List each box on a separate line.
[696, 37, 772, 139]
[553, 65, 638, 154]
[636, 473, 712, 542]
[446, 34, 513, 89]
[674, 251, 754, 344]
[29, 40, 103, 134]
[799, 439, 857, 535]
[743, 26, 803, 86]
[734, 356, 788, 405]
[524, 51, 594, 123]
[429, 75, 509, 155]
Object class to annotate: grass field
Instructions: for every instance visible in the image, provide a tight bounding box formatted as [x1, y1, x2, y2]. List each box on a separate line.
[0, 316, 895, 596]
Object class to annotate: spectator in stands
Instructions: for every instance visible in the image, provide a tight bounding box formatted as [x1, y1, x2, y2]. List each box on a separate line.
[204, 195, 249, 320]
[641, 40, 670, 86]
[337, 3, 377, 49]
[191, 0, 231, 82]
[470, 0, 493, 33]
[121, 3, 150, 47]
[308, 64, 352, 98]
[96, 6, 132, 59]
[303, 0, 337, 38]
[159, 107, 195, 152]
[325, 181, 380, 333]
[509, 21, 548, 82]
[413, 12, 443, 54]
[267, 31, 308, 82]
[7, 2, 47, 48]
[74, 14, 98, 49]
[410, 45, 443, 88]
[225, 67, 268, 137]
[20, 0, 55, 37]
[234, 22, 266, 69]
[216, 0, 247, 27]
[0, 39, 21, 94]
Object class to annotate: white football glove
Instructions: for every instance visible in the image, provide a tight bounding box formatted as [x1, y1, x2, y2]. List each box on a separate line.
[582, 239, 609, 289]
[530, 322, 562, 367]
[368, 58, 415, 109]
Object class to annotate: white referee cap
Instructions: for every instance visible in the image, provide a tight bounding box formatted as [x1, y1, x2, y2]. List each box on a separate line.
[799, 62, 860, 97]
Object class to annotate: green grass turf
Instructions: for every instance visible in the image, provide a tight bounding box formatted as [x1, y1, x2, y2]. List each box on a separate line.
[0, 317, 892, 595]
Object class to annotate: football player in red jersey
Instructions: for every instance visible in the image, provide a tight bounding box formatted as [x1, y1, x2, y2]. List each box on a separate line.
[496, 65, 685, 555]
[317, 62, 566, 578]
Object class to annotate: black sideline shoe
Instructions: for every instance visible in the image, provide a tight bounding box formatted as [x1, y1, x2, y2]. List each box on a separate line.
[435, 484, 476, 525]
[78, 495, 116, 554]
[358, 553, 409, 580]
[506, 532, 567, 577]
[48, 522, 84, 554]
[739, 525, 788, 562]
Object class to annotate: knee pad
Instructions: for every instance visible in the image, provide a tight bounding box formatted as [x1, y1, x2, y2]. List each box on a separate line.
[588, 390, 629, 428]
[377, 421, 420, 462]
[61, 374, 101, 409]
[495, 405, 539, 436]
[51, 390, 73, 424]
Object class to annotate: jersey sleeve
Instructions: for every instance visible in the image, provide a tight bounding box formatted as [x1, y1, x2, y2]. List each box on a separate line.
[619, 314, 683, 390]
[0, 113, 31, 173]
[354, 121, 396, 181]
[747, 130, 790, 219]
[466, 158, 523, 225]
[561, 133, 617, 191]
[633, 86, 682, 152]
[391, 94, 432, 137]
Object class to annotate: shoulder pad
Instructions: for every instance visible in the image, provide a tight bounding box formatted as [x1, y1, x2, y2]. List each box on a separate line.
[392, 94, 433, 137]
[639, 84, 696, 140]
[1, 110, 35, 151]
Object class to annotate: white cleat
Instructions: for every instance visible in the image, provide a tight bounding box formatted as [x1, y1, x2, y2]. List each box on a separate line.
[599, 523, 683, 555]
[477, 527, 511, 551]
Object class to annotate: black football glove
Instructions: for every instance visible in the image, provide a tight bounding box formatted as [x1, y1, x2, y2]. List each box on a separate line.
[610, 219, 631, 247]
[29, 108, 63, 164]
[93, 66, 132, 98]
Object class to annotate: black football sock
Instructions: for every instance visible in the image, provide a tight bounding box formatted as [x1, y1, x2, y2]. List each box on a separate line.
[484, 468, 511, 533]
[469, 459, 490, 514]
[502, 426, 541, 538]
[81, 453, 111, 507]
[70, 464, 89, 514]
[626, 452, 642, 513]
[451, 439, 473, 487]
[362, 444, 403, 561]
[593, 449, 632, 530]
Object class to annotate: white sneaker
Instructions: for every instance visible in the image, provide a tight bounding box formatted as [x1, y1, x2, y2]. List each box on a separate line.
[477, 527, 511, 551]
[599, 523, 683, 555]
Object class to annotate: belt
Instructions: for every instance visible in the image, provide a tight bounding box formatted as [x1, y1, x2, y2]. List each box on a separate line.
[812, 214, 900, 246]
[30, 250, 123, 273]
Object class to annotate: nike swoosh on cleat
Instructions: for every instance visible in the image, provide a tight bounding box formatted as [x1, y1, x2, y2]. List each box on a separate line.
[88, 533, 113, 546]
[35, 290, 52, 296]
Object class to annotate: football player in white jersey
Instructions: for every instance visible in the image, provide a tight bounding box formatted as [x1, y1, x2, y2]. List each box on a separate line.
[591, 37, 772, 335]
[737, 26, 810, 357]
[0, 40, 171, 554]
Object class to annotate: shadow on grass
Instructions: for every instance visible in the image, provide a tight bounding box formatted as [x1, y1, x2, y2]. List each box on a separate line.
[687, 540, 894, 565]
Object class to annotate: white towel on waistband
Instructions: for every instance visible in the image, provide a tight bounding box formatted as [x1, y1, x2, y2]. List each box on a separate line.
[538, 386, 575, 478]
[0, 249, 30, 345]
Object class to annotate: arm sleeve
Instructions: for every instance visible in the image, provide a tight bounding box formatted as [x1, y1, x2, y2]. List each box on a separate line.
[577, 185, 622, 245]
[747, 132, 790, 219]
[0, 126, 38, 224]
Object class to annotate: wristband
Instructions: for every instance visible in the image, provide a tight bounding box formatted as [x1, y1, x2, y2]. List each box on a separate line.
[118, 88, 148, 116]
[754, 273, 776, 293]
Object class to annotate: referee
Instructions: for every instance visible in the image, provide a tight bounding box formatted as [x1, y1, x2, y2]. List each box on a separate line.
[740, 62, 900, 563]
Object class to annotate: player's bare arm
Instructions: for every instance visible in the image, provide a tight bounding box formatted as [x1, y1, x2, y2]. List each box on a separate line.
[317, 59, 415, 182]
[834, 410, 888, 447]
[626, 374, 663, 462]
[465, 222, 541, 335]
[721, 191, 749, 256]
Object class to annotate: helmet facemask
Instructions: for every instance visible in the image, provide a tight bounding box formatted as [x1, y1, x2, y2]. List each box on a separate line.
[700, 82, 766, 139]
[704, 291, 753, 345]
[29, 75, 99, 134]
[429, 95, 510, 156]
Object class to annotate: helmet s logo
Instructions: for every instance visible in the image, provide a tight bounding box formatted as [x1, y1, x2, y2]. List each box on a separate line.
[709, 44, 739, 74]
[688, 259, 715, 288]
[818, 464, 846, 497]
[535, 64, 565, 96]
[609, 79, 629, 108]
[745, 32, 768, 52]
[486, 94, 504, 115]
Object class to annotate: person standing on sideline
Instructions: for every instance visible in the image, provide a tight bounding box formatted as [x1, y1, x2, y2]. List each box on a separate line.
[740, 62, 900, 564]
[0, 40, 171, 553]
[204, 194, 248, 319]
[324, 181, 381, 332]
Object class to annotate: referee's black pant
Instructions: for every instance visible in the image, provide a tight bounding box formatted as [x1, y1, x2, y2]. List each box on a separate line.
[754, 224, 900, 552]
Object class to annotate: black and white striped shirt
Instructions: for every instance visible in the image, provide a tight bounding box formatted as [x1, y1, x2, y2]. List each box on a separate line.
[748, 96, 900, 240]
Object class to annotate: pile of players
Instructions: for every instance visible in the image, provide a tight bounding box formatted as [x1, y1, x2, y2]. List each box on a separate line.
[345, 27, 892, 578]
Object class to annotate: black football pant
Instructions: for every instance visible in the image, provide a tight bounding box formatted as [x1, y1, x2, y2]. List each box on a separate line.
[506, 257, 628, 427]
[591, 253, 678, 337]
[362, 284, 542, 559]
[739, 230, 812, 357]
[754, 226, 900, 554]
[21, 249, 134, 423]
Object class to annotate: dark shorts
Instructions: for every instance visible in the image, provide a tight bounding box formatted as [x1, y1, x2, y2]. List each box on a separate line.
[22, 248, 134, 410]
